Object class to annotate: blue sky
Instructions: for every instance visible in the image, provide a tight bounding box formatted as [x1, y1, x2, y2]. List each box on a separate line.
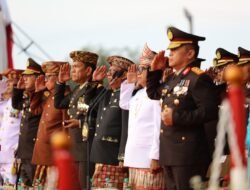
[8, 0, 250, 69]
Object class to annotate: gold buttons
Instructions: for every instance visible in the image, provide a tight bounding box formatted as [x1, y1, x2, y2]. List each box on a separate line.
[174, 99, 180, 106]
[95, 133, 97, 137]
[97, 124, 99, 128]
[160, 129, 163, 134]
[33, 138, 36, 141]
[181, 136, 186, 141]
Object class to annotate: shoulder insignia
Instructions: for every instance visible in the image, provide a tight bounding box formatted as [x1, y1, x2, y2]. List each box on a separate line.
[182, 67, 191, 75]
[191, 67, 204, 75]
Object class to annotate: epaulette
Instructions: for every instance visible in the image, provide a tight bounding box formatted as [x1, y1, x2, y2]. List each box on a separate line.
[191, 67, 204, 75]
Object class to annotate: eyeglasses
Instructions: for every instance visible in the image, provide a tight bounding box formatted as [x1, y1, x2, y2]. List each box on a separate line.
[107, 69, 121, 76]
[137, 66, 149, 74]
[45, 74, 57, 80]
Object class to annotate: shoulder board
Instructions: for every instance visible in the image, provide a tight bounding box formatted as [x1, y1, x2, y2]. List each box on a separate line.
[191, 67, 204, 75]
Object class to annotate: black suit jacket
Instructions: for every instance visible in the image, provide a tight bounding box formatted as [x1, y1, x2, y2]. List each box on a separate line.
[146, 60, 219, 166]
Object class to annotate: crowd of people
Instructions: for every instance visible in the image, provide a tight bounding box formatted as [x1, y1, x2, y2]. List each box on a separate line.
[0, 26, 250, 190]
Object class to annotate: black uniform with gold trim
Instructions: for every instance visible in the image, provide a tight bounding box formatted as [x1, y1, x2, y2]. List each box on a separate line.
[147, 27, 219, 190]
[12, 58, 44, 187]
[90, 89, 124, 165]
[54, 81, 99, 161]
[147, 61, 219, 164]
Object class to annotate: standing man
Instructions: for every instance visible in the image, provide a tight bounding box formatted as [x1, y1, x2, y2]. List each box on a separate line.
[146, 27, 219, 190]
[0, 69, 23, 185]
[31, 61, 68, 185]
[119, 44, 166, 189]
[54, 51, 99, 189]
[12, 58, 44, 187]
[237, 47, 250, 183]
[90, 56, 133, 189]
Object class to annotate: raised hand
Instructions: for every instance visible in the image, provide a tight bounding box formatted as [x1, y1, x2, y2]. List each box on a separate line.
[92, 65, 107, 81]
[17, 76, 25, 89]
[35, 75, 46, 92]
[151, 50, 168, 71]
[58, 63, 71, 83]
[127, 64, 137, 83]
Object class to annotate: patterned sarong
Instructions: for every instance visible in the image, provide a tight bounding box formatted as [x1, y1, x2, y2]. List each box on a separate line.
[129, 167, 166, 190]
[92, 164, 128, 189]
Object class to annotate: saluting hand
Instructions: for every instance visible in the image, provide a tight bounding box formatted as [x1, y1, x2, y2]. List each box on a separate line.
[17, 76, 25, 89]
[92, 65, 107, 81]
[151, 50, 168, 71]
[161, 105, 173, 126]
[58, 63, 71, 83]
[35, 75, 46, 92]
[127, 64, 137, 84]
[63, 119, 79, 129]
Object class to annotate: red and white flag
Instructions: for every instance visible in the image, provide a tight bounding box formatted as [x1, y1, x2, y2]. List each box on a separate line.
[0, 0, 13, 71]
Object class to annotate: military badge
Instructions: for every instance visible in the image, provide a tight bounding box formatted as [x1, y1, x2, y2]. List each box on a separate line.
[77, 97, 89, 113]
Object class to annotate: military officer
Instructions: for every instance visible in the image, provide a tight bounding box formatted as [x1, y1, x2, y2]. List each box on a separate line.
[237, 47, 250, 183]
[12, 58, 44, 187]
[54, 51, 99, 189]
[146, 27, 220, 190]
[90, 56, 134, 189]
[237, 47, 250, 103]
[0, 69, 23, 185]
[213, 48, 239, 102]
[31, 61, 68, 185]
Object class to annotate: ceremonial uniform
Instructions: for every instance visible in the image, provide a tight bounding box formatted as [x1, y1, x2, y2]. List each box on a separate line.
[31, 61, 68, 185]
[0, 69, 23, 185]
[0, 99, 21, 184]
[119, 43, 166, 189]
[91, 56, 133, 189]
[54, 51, 99, 188]
[146, 27, 219, 190]
[237, 47, 250, 183]
[12, 58, 44, 186]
